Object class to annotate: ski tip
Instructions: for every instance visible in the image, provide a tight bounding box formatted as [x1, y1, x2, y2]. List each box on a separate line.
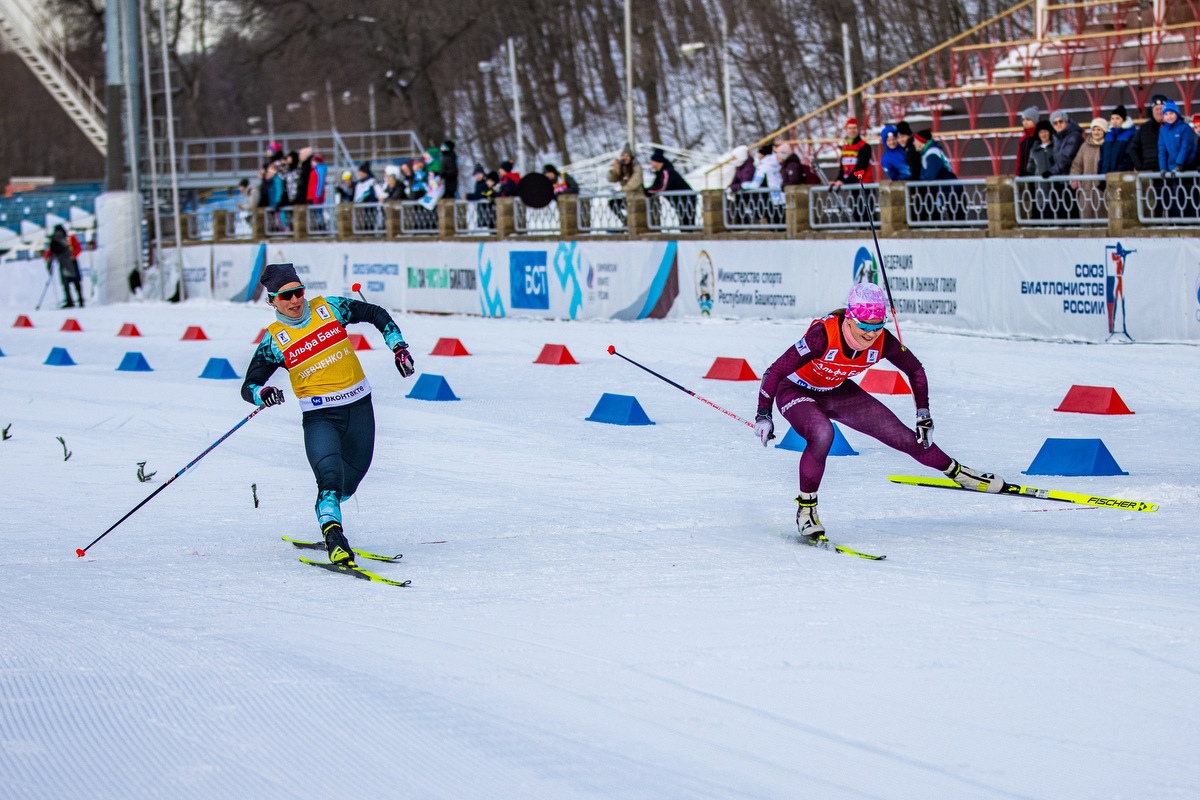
[75, 548, 86, 558]
[606, 345, 615, 355]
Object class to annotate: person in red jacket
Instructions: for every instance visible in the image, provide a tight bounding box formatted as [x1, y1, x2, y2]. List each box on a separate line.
[831, 117, 873, 187]
[753, 282, 1003, 543]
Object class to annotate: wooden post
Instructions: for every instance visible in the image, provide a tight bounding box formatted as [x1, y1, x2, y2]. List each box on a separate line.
[438, 199, 456, 239]
[786, 185, 810, 238]
[557, 194, 579, 237]
[625, 191, 648, 237]
[385, 203, 400, 238]
[336, 203, 353, 240]
[986, 176, 1017, 236]
[211, 209, 228, 243]
[251, 207, 266, 241]
[1106, 172, 1142, 236]
[292, 204, 308, 241]
[878, 182, 907, 237]
[701, 189, 727, 236]
[495, 197, 516, 237]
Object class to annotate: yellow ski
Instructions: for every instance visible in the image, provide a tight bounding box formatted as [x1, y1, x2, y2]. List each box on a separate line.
[888, 475, 1159, 513]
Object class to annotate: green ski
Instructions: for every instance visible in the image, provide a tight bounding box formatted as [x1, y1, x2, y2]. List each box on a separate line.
[800, 535, 886, 561]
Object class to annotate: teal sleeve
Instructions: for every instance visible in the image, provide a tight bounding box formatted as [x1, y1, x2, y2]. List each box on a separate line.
[332, 295, 407, 350]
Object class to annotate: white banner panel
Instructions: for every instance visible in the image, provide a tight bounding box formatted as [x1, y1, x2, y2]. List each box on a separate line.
[180, 245, 213, 301]
[74, 238, 1200, 344]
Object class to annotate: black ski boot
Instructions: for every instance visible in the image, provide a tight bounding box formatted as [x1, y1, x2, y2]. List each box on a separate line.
[322, 522, 354, 565]
[795, 492, 827, 544]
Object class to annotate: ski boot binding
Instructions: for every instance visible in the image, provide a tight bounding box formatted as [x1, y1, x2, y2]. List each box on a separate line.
[795, 492, 827, 545]
[322, 522, 355, 565]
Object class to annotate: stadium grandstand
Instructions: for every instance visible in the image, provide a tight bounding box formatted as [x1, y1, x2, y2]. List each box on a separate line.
[723, 0, 1199, 179]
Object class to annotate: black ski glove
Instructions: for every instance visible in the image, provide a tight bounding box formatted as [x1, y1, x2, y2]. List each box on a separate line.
[393, 342, 415, 377]
[915, 409, 934, 448]
[258, 386, 285, 407]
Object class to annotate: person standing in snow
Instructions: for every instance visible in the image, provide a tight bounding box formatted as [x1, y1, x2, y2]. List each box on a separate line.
[753, 282, 1003, 543]
[240, 263, 416, 565]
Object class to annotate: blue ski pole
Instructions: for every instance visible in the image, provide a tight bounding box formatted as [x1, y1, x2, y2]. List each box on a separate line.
[77, 405, 267, 557]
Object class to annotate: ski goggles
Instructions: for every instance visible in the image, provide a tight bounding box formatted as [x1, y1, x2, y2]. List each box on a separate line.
[269, 285, 306, 301]
[851, 318, 887, 332]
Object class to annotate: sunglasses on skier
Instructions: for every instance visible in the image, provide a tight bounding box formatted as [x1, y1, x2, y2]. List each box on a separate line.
[851, 318, 887, 332]
[269, 285, 306, 301]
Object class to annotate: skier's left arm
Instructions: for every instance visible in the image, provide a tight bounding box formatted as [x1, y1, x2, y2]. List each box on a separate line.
[881, 333, 936, 446]
[327, 296, 415, 377]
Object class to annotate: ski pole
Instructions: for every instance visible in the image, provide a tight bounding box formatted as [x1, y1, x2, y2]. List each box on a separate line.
[607, 345, 754, 429]
[350, 282, 368, 302]
[35, 263, 55, 310]
[853, 170, 903, 343]
[76, 405, 267, 557]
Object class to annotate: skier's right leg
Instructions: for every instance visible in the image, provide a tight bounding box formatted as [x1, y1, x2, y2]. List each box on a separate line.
[302, 407, 354, 563]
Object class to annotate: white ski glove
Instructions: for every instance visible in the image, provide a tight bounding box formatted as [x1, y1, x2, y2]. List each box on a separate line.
[755, 413, 775, 447]
[915, 409, 934, 448]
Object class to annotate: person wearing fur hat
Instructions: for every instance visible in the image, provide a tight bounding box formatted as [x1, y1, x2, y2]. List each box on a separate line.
[1100, 104, 1137, 174]
[754, 282, 1004, 545]
[1070, 118, 1108, 219]
[240, 263, 416, 566]
[1015, 106, 1040, 177]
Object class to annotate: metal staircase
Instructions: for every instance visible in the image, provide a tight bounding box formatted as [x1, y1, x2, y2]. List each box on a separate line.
[0, 0, 106, 155]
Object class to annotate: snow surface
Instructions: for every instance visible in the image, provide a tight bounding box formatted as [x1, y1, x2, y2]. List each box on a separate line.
[1, 301, 1197, 800]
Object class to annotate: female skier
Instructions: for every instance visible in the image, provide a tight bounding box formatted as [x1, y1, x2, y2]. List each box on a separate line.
[753, 282, 1003, 542]
[241, 263, 416, 564]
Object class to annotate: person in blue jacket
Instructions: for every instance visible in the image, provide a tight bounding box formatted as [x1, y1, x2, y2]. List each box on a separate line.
[1158, 100, 1197, 173]
[1099, 104, 1136, 174]
[1157, 100, 1198, 219]
[879, 125, 911, 181]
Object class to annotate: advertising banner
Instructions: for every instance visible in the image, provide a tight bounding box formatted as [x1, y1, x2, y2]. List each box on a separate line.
[180, 245, 213, 301]
[54, 237, 1200, 344]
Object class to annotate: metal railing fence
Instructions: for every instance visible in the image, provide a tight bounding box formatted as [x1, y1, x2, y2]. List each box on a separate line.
[514, 199, 560, 234]
[576, 193, 628, 233]
[454, 200, 495, 235]
[305, 205, 337, 236]
[646, 191, 701, 231]
[263, 208, 294, 237]
[399, 201, 439, 236]
[1014, 175, 1107, 225]
[226, 211, 252, 239]
[905, 179, 988, 228]
[351, 203, 387, 236]
[185, 209, 213, 240]
[1136, 172, 1200, 225]
[809, 184, 879, 230]
[725, 187, 788, 230]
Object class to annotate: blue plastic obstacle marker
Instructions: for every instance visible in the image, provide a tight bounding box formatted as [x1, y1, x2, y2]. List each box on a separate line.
[116, 352, 153, 372]
[775, 422, 859, 455]
[199, 357, 240, 380]
[586, 393, 654, 426]
[44, 347, 76, 366]
[1023, 438, 1128, 476]
[406, 373, 460, 401]
[0, 345, 5, 357]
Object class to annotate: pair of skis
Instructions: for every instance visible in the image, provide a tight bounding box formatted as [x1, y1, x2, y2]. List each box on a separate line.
[809, 476, 1159, 562]
[282, 536, 410, 586]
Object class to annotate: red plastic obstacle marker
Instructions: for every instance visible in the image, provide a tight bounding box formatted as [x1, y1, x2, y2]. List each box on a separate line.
[430, 337, 470, 356]
[859, 369, 911, 395]
[118, 323, 142, 337]
[13, 315, 33, 328]
[181, 326, 208, 341]
[1054, 385, 1134, 415]
[253, 328, 267, 344]
[534, 344, 578, 365]
[60, 318, 83, 332]
[703, 357, 758, 381]
[348, 333, 372, 351]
